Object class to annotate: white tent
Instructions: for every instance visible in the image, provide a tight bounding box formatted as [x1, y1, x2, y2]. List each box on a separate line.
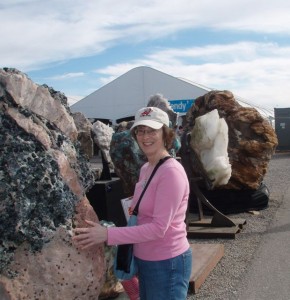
[71, 66, 273, 124]
[70, 66, 209, 124]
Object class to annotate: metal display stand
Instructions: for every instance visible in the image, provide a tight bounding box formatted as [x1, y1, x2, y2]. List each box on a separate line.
[183, 133, 246, 239]
[186, 178, 246, 239]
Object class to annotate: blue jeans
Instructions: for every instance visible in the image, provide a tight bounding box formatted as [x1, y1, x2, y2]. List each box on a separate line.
[135, 247, 192, 300]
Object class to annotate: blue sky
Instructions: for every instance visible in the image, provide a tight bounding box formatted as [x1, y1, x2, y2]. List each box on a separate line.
[1, 0, 290, 114]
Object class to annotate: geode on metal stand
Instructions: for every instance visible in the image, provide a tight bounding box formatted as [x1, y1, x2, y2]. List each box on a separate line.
[179, 90, 278, 214]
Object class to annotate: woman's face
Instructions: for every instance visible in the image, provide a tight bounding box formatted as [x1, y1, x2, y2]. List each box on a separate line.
[135, 125, 164, 157]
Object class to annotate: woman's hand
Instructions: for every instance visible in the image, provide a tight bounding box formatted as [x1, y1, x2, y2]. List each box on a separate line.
[72, 220, 108, 250]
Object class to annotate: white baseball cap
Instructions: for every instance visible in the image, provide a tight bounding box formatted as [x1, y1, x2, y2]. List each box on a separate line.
[131, 107, 169, 130]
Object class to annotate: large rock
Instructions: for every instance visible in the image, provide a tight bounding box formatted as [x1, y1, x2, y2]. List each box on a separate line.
[110, 130, 146, 195]
[73, 111, 94, 159]
[0, 68, 106, 299]
[0, 68, 77, 141]
[0, 199, 104, 300]
[180, 90, 278, 190]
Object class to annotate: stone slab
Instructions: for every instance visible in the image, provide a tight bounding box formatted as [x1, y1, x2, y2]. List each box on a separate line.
[189, 243, 224, 294]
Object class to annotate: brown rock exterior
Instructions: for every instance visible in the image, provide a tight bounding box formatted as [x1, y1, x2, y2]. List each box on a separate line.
[182, 90, 278, 189]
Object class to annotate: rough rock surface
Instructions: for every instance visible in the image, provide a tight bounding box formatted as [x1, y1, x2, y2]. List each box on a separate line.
[0, 68, 77, 141]
[181, 90, 278, 190]
[110, 130, 146, 195]
[0, 68, 106, 300]
[92, 120, 114, 165]
[72, 112, 94, 159]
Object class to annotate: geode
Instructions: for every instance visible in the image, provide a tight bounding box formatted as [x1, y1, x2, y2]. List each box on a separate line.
[180, 90, 278, 190]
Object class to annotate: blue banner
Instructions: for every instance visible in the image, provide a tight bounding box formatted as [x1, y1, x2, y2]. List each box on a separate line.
[168, 99, 195, 113]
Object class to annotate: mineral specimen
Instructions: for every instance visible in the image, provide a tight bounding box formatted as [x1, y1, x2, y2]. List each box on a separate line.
[0, 68, 106, 300]
[180, 90, 278, 190]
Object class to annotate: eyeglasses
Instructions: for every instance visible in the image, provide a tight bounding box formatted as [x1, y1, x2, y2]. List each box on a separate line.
[134, 128, 158, 137]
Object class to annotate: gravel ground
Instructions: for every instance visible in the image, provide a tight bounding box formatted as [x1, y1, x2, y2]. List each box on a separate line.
[187, 151, 290, 300]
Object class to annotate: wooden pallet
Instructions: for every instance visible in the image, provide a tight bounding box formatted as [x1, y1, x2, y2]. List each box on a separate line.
[189, 217, 247, 228]
[189, 243, 224, 294]
[187, 217, 246, 239]
[187, 225, 240, 239]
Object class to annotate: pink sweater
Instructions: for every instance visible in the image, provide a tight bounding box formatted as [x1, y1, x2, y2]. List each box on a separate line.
[107, 158, 190, 261]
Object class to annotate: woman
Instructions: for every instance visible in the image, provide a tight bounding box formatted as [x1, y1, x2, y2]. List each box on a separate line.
[73, 106, 192, 300]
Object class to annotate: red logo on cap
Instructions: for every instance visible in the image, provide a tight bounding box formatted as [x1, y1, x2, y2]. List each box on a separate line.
[140, 108, 153, 117]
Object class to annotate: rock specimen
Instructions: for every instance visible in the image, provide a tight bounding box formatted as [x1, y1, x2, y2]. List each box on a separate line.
[110, 130, 146, 195]
[180, 90, 278, 190]
[72, 112, 94, 159]
[92, 120, 114, 167]
[190, 109, 232, 188]
[0, 68, 106, 300]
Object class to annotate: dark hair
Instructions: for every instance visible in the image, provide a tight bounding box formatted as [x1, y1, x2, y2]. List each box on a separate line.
[131, 126, 175, 151]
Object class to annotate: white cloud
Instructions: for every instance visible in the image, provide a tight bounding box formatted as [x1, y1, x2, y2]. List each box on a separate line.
[95, 41, 290, 110]
[1, 0, 290, 71]
[1, 0, 290, 110]
[49, 72, 85, 80]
